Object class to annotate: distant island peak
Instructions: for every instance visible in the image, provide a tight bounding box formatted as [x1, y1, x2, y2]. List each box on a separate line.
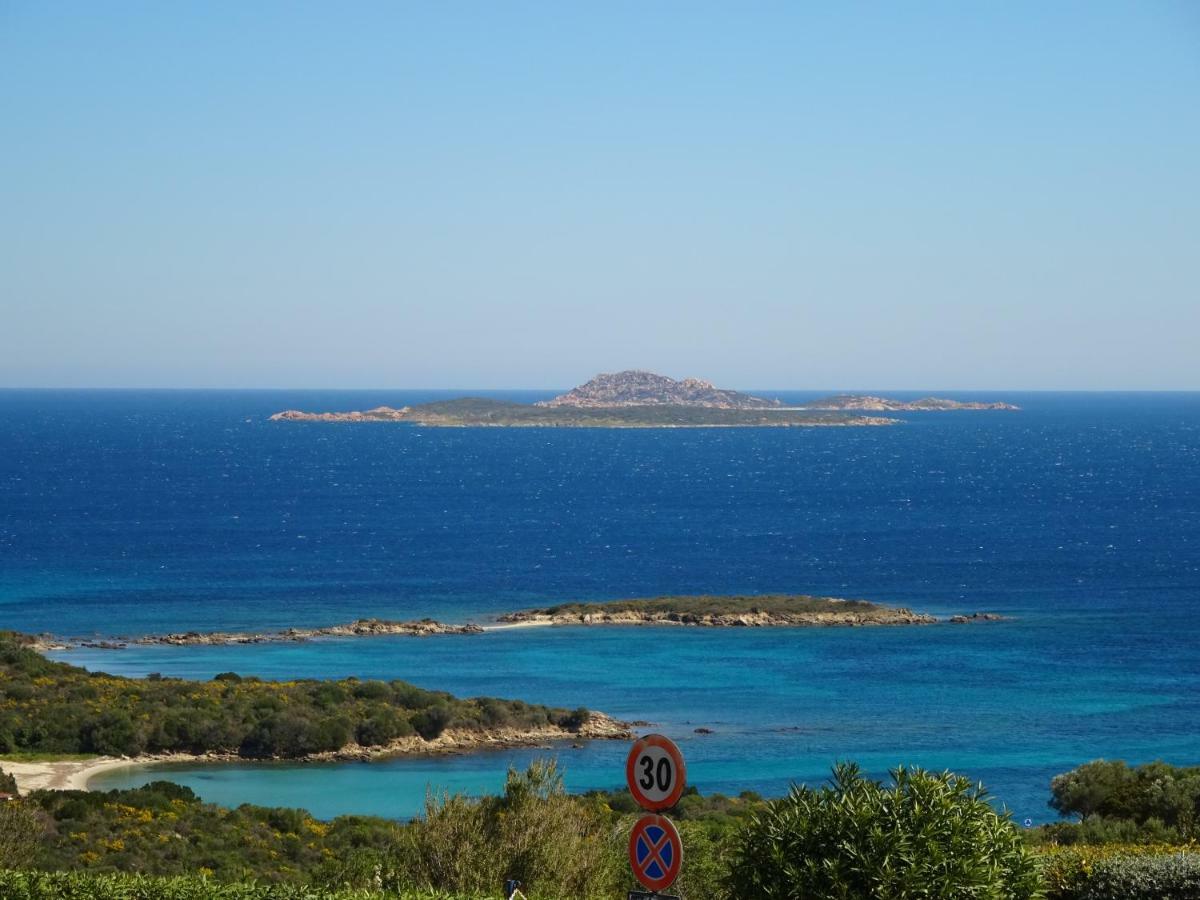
[535, 369, 781, 410]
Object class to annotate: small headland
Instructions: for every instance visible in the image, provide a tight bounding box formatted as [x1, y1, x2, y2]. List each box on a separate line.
[0, 630, 630, 795]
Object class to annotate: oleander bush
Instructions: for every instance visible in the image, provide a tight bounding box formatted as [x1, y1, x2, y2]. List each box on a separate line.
[726, 762, 1042, 899]
[0, 632, 587, 759]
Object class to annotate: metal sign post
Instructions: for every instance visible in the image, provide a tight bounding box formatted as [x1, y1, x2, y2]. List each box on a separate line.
[625, 733, 686, 899]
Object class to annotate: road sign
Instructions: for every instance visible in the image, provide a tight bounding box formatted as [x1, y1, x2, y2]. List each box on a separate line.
[629, 893, 680, 899]
[626, 733, 687, 811]
[628, 814, 683, 893]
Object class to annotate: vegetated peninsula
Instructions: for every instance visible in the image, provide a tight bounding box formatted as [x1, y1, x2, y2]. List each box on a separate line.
[0, 631, 628, 765]
[497, 594, 939, 627]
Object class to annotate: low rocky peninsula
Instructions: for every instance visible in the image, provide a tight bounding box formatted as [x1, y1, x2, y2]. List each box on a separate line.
[33, 617, 483, 652]
[34, 598, 1009, 652]
[497, 595, 939, 627]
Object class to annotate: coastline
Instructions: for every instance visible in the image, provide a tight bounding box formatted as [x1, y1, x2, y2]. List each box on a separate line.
[2, 712, 632, 795]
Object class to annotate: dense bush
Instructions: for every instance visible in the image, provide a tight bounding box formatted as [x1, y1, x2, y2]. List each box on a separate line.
[0, 633, 588, 759]
[394, 760, 624, 898]
[0, 801, 45, 870]
[1, 763, 18, 794]
[1048, 759, 1200, 843]
[1081, 851, 1200, 899]
[23, 781, 406, 883]
[1040, 843, 1200, 899]
[727, 763, 1042, 899]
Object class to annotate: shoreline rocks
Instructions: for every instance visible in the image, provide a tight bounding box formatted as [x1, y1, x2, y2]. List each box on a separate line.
[41, 618, 484, 652]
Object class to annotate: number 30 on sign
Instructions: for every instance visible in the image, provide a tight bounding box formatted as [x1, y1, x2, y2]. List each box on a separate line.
[625, 734, 687, 811]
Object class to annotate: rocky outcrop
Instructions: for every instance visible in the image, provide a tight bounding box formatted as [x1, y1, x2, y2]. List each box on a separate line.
[536, 370, 781, 409]
[948, 612, 1009, 623]
[312, 711, 632, 761]
[801, 395, 1019, 411]
[270, 406, 411, 422]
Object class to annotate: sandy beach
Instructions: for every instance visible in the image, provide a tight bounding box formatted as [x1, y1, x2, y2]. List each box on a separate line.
[2, 755, 150, 792]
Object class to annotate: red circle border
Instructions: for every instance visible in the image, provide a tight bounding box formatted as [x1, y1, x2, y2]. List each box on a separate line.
[625, 733, 687, 811]
[628, 813, 683, 892]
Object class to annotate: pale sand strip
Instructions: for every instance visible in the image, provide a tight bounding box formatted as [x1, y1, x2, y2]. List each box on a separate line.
[3, 756, 148, 792]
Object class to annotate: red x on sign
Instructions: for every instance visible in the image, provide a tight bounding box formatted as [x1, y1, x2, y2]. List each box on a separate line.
[628, 813, 682, 892]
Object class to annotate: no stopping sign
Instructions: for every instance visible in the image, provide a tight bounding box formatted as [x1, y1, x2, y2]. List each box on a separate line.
[626, 733, 687, 811]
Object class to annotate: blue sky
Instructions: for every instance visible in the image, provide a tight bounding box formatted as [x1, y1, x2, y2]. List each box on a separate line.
[2, 2, 1197, 389]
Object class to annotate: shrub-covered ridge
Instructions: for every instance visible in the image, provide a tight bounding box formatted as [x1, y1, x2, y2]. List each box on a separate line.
[0, 632, 606, 759]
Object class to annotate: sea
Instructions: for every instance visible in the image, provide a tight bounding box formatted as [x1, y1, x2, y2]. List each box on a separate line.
[1, 389, 1198, 823]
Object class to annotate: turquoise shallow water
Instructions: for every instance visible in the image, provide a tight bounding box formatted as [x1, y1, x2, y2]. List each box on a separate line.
[4, 390, 1199, 822]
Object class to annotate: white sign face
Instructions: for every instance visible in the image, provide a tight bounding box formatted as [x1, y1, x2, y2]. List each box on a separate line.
[625, 734, 687, 811]
[633, 744, 679, 804]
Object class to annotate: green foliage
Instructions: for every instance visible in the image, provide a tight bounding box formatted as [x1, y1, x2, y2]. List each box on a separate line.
[0, 802, 45, 870]
[1080, 851, 1200, 899]
[0, 764, 18, 794]
[395, 760, 624, 898]
[727, 762, 1042, 900]
[0, 870, 477, 899]
[0, 632, 584, 760]
[23, 781, 405, 884]
[1040, 844, 1200, 899]
[1049, 759, 1200, 840]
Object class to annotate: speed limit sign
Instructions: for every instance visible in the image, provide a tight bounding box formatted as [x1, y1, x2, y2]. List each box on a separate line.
[626, 733, 687, 811]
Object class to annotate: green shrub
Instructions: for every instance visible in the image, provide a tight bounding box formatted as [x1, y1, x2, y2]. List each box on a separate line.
[0, 764, 18, 794]
[1080, 851, 1200, 899]
[0, 870, 478, 899]
[1039, 843, 1200, 899]
[396, 760, 623, 898]
[727, 762, 1041, 899]
[0, 803, 44, 870]
[1050, 760, 1200, 839]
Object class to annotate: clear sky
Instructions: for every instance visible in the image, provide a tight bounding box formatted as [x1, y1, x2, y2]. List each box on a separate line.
[2, 2, 1197, 390]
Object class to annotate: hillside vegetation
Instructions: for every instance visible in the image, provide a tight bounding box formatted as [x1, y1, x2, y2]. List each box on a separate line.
[4, 758, 1200, 898]
[0, 632, 589, 759]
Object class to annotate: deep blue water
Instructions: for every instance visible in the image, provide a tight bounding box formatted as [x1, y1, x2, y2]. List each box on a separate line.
[2, 389, 1198, 822]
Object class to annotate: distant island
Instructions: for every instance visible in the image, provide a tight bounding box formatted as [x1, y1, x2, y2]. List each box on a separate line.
[271, 370, 1017, 427]
[496, 594, 939, 627]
